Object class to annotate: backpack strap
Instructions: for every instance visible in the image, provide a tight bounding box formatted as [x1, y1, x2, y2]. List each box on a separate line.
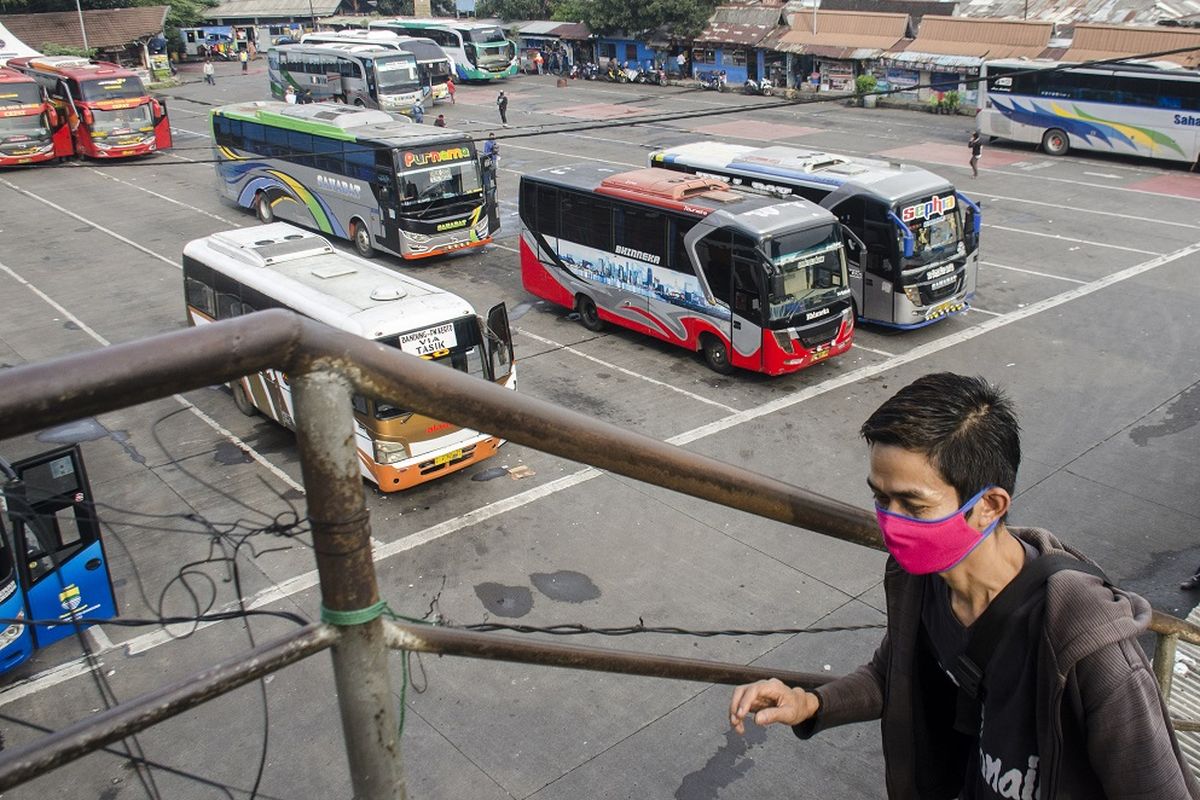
[950, 553, 1108, 734]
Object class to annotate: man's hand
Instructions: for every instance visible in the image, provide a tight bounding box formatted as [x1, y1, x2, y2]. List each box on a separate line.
[729, 678, 820, 735]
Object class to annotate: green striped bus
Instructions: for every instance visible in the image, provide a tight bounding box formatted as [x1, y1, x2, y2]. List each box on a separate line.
[211, 101, 497, 259]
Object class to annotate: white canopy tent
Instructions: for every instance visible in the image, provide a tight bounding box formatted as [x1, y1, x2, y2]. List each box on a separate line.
[0, 21, 40, 65]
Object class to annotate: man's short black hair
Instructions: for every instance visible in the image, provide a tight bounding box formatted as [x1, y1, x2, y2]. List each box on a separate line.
[860, 373, 1020, 506]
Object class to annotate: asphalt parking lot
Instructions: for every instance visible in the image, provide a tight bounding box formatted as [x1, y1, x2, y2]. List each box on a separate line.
[0, 57, 1197, 798]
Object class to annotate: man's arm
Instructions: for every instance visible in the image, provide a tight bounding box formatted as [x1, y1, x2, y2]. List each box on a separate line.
[1078, 637, 1200, 799]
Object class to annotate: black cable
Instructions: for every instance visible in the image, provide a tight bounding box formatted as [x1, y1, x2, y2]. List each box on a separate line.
[462, 620, 886, 637]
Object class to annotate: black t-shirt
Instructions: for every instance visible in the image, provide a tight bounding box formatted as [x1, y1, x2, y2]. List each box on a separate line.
[921, 540, 1045, 800]
[969, 137, 982, 157]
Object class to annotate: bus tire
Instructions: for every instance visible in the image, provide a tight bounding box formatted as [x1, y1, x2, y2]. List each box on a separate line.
[230, 381, 257, 416]
[351, 219, 375, 258]
[576, 295, 604, 332]
[701, 334, 734, 375]
[354, 98, 366, 107]
[255, 192, 274, 223]
[1042, 128, 1069, 156]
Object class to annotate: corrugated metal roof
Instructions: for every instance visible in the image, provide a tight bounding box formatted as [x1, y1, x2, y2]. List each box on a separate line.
[884, 49, 985, 67]
[0, 6, 168, 50]
[204, 0, 343, 20]
[1062, 21, 1200, 64]
[810, 0, 958, 24]
[956, 0, 1199, 25]
[696, 4, 785, 45]
[1169, 606, 1199, 784]
[517, 20, 562, 34]
[765, 9, 912, 53]
[902, 15, 1054, 57]
[548, 22, 591, 39]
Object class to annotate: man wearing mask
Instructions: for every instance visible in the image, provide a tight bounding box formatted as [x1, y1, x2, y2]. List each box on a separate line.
[730, 373, 1199, 799]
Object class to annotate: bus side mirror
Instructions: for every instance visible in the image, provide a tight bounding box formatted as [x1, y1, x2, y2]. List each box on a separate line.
[46, 107, 59, 128]
[769, 274, 785, 299]
[150, 98, 163, 121]
[81, 106, 94, 126]
[486, 302, 514, 369]
[840, 224, 866, 256]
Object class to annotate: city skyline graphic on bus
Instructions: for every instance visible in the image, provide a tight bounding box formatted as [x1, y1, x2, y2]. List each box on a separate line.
[555, 240, 731, 321]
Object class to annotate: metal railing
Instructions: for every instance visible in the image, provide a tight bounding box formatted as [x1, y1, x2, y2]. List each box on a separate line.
[0, 309, 1195, 797]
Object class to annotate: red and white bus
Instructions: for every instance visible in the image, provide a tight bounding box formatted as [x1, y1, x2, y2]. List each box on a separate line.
[6, 56, 171, 159]
[520, 165, 855, 375]
[0, 66, 73, 165]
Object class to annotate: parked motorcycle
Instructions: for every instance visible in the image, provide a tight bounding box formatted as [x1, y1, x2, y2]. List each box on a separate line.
[634, 67, 665, 86]
[743, 77, 774, 96]
[698, 70, 727, 92]
[606, 65, 630, 83]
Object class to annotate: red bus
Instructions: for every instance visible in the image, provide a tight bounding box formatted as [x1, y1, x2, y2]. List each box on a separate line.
[520, 166, 855, 376]
[6, 56, 171, 159]
[0, 66, 73, 165]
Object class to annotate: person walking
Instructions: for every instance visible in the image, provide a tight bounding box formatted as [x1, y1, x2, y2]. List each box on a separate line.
[496, 90, 508, 127]
[534, 50, 544, 75]
[433, 114, 446, 128]
[729, 372, 1200, 800]
[969, 129, 982, 178]
[284, 85, 297, 104]
[412, 100, 425, 123]
[482, 132, 498, 190]
[203, 58, 215, 85]
[446, 76, 456, 104]
[239, 48, 249, 74]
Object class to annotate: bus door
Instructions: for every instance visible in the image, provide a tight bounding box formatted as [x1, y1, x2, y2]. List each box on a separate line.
[48, 99, 74, 158]
[4, 445, 116, 649]
[697, 228, 763, 368]
[375, 153, 403, 255]
[151, 96, 172, 150]
[0, 515, 34, 674]
[833, 196, 897, 321]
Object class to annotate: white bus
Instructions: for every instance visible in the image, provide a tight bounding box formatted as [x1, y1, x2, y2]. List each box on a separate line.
[268, 43, 422, 113]
[301, 30, 456, 101]
[368, 19, 517, 81]
[651, 143, 980, 329]
[978, 58, 1200, 164]
[183, 223, 517, 492]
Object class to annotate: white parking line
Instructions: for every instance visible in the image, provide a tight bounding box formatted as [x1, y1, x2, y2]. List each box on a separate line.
[517, 328, 740, 413]
[972, 193, 1200, 231]
[851, 344, 896, 358]
[86, 168, 241, 225]
[983, 224, 1160, 255]
[982, 261, 1087, 285]
[969, 307, 1003, 317]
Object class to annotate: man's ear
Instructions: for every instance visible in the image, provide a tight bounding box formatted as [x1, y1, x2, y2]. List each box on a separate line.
[976, 487, 1011, 529]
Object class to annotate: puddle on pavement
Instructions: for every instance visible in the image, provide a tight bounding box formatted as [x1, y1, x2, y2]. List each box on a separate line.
[531, 570, 600, 603]
[474, 582, 532, 618]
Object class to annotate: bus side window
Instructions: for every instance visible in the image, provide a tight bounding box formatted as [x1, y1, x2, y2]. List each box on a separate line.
[312, 136, 344, 173]
[730, 234, 762, 323]
[519, 179, 536, 229]
[617, 206, 667, 269]
[535, 185, 559, 239]
[289, 130, 313, 167]
[669, 217, 693, 274]
[345, 143, 374, 182]
[696, 229, 733, 304]
[264, 125, 289, 158]
[185, 277, 216, 318]
[24, 508, 85, 584]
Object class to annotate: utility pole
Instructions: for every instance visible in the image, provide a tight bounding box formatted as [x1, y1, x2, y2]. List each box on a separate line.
[74, 0, 89, 54]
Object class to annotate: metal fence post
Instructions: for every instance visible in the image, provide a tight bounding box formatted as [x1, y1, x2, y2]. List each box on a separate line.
[291, 367, 405, 800]
[1152, 631, 1178, 701]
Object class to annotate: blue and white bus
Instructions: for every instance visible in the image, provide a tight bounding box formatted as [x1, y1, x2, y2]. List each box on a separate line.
[0, 445, 117, 674]
[651, 143, 981, 329]
[978, 58, 1200, 164]
[301, 30, 456, 102]
[368, 19, 517, 81]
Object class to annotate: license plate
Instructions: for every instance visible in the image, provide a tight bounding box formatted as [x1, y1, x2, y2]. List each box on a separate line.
[811, 348, 831, 362]
[434, 449, 463, 466]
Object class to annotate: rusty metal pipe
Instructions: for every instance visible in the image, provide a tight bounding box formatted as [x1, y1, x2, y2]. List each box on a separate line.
[385, 621, 831, 690]
[291, 368, 405, 800]
[0, 624, 336, 792]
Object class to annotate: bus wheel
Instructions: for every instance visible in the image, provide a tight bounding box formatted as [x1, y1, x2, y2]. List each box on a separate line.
[230, 381, 257, 416]
[352, 220, 375, 258]
[255, 192, 274, 223]
[1041, 128, 1069, 156]
[576, 295, 604, 332]
[354, 98, 366, 107]
[701, 334, 734, 375]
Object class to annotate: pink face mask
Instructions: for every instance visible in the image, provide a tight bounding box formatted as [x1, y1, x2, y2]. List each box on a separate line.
[875, 486, 999, 575]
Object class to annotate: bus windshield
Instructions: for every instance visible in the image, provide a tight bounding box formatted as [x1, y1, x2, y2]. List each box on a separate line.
[373, 56, 419, 94]
[0, 113, 49, 139]
[766, 224, 847, 321]
[398, 159, 482, 207]
[896, 193, 964, 268]
[79, 76, 147, 102]
[91, 104, 153, 136]
[374, 319, 488, 419]
[0, 84, 42, 106]
[465, 27, 505, 43]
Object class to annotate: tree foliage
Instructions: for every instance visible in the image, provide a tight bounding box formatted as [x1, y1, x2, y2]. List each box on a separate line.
[477, 0, 554, 22]
[549, 0, 716, 38]
[0, 0, 216, 32]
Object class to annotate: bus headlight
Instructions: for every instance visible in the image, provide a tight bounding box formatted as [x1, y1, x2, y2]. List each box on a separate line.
[401, 230, 430, 244]
[474, 217, 490, 237]
[374, 440, 410, 465]
[903, 285, 922, 304]
[0, 611, 25, 650]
